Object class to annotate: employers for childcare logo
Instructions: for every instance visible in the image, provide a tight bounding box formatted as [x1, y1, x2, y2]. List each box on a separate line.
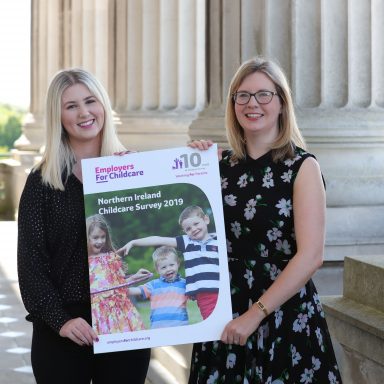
[94, 163, 144, 183]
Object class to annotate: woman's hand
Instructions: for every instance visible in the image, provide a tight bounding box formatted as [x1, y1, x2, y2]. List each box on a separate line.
[221, 306, 264, 346]
[113, 150, 137, 156]
[59, 317, 98, 346]
[187, 139, 213, 150]
[187, 139, 223, 160]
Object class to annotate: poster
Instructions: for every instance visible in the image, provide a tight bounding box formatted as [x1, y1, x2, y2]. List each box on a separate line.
[81, 145, 232, 353]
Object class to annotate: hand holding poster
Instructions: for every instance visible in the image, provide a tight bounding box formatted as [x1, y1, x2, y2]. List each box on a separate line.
[81, 145, 232, 353]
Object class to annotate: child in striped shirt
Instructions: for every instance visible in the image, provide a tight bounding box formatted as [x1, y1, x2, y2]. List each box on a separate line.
[128, 246, 189, 329]
[120, 205, 219, 320]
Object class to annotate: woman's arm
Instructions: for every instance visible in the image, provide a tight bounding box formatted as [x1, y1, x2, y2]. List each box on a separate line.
[17, 172, 98, 346]
[17, 172, 72, 332]
[221, 157, 326, 345]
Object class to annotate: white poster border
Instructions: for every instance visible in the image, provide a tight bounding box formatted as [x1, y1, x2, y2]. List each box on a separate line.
[82, 145, 232, 353]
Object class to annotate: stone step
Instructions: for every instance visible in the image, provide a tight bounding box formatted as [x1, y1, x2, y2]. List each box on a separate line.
[147, 345, 192, 384]
[343, 255, 384, 312]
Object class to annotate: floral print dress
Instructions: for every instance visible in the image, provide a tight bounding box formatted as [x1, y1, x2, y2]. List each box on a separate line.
[189, 148, 342, 384]
[89, 252, 146, 334]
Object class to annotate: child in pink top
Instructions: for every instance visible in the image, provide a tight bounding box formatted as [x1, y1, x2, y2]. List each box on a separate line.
[87, 214, 150, 334]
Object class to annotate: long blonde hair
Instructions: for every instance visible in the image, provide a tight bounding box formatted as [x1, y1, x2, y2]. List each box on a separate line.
[34, 68, 126, 190]
[226, 57, 306, 162]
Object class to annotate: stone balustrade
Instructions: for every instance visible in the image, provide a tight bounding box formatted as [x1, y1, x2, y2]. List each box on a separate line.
[322, 255, 384, 383]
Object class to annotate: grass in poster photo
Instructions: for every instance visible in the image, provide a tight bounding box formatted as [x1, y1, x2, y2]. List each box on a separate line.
[84, 183, 219, 332]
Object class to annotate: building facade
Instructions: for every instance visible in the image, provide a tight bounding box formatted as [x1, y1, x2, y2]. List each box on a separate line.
[12, 1, 384, 381]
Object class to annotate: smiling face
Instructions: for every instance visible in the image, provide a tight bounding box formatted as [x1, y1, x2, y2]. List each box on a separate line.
[61, 83, 105, 148]
[88, 226, 107, 255]
[156, 254, 180, 282]
[181, 214, 210, 241]
[234, 71, 281, 142]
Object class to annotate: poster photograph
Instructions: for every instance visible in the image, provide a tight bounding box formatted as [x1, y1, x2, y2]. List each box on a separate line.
[81, 145, 232, 353]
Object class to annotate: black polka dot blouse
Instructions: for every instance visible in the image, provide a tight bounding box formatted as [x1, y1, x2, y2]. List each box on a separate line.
[17, 170, 91, 333]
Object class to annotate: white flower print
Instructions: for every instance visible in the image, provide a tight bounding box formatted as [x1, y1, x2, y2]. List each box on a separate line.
[259, 243, 269, 257]
[266, 376, 272, 384]
[256, 366, 263, 381]
[230, 221, 241, 238]
[281, 169, 293, 183]
[275, 308, 283, 328]
[284, 154, 301, 167]
[269, 342, 275, 361]
[226, 239, 232, 253]
[276, 239, 292, 255]
[207, 370, 219, 384]
[276, 198, 292, 217]
[267, 227, 282, 242]
[226, 353, 236, 369]
[312, 356, 321, 371]
[328, 371, 339, 384]
[229, 158, 239, 167]
[293, 313, 308, 333]
[244, 199, 257, 220]
[262, 168, 275, 188]
[315, 327, 325, 352]
[244, 269, 254, 289]
[300, 368, 314, 384]
[224, 194, 237, 206]
[265, 263, 281, 281]
[313, 293, 325, 317]
[237, 173, 248, 188]
[257, 323, 269, 350]
[291, 345, 302, 366]
[299, 286, 307, 298]
[272, 380, 285, 384]
[307, 302, 315, 318]
[221, 177, 228, 189]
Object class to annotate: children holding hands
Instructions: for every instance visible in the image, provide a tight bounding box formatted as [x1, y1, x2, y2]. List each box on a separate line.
[119, 205, 220, 320]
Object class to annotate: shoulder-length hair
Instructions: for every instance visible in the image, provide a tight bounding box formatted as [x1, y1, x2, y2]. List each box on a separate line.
[86, 214, 115, 254]
[35, 68, 126, 190]
[226, 56, 306, 162]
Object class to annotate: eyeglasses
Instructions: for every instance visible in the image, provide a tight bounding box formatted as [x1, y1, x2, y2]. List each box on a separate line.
[232, 90, 278, 105]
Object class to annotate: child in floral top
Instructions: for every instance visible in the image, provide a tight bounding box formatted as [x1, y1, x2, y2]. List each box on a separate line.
[87, 214, 150, 334]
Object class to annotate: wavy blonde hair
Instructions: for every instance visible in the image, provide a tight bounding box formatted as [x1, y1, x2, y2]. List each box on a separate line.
[34, 68, 125, 190]
[226, 57, 306, 162]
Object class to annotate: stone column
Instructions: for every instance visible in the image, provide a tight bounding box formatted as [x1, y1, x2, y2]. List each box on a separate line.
[113, 0, 206, 150]
[15, 0, 62, 151]
[15, 0, 115, 152]
[190, 0, 384, 272]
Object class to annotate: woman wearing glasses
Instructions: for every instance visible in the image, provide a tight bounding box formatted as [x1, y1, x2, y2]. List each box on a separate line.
[188, 57, 342, 383]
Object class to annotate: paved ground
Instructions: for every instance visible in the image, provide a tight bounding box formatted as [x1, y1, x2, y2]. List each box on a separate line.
[0, 221, 153, 384]
[0, 221, 34, 383]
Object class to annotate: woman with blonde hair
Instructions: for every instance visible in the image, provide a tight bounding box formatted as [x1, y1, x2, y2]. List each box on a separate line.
[188, 57, 342, 383]
[17, 68, 150, 384]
